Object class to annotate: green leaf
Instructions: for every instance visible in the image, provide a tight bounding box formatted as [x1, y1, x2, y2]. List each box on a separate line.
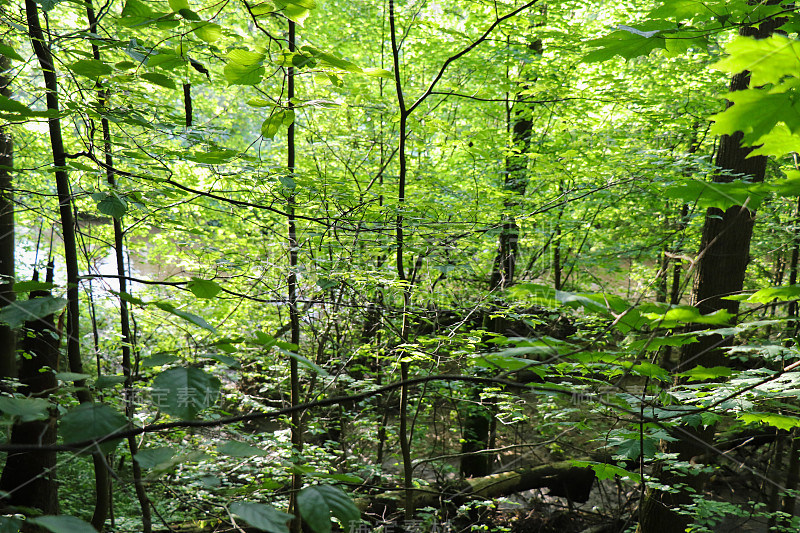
[55, 372, 92, 382]
[178, 8, 201, 20]
[675, 365, 733, 382]
[67, 59, 112, 78]
[709, 89, 800, 145]
[224, 49, 266, 86]
[663, 180, 768, 210]
[280, 349, 329, 376]
[615, 437, 657, 460]
[262, 110, 294, 139]
[744, 284, 800, 304]
[168, 0, 189, 10]
[133, 447, 176, 468]
[188, 277, 221, 298]
[231, 502, 294, 533]
[150, 367, 221, 419]
[192, 22, 223, 43]
[644, 306, 734, 328]
[94, 375, 126, 389]
[142, 352, 179, 367]
[298, 485, 360, 533]
[739, 412, 800, 431]
[0, 516, 23, 533]
[13, 280, 55, 293]
[154, 302, 216, 331]
[570, 460, 640, 482]
[0, 396, 50, 422]
[207, 353, 241, 368]
[60, 403, 128, 453]
[583, 29, 666, 62]
[300, 45, 363, 74]
[217, 440, 270, 457]
[140, 72, 177, 89]
[0, 44, 24, 62]
[0, 94, 33, 116]
[27, 516, 99, 533]
[91, 192, 128, 219]
[0, 296, 66, 329]
[714, 35, 800, 87]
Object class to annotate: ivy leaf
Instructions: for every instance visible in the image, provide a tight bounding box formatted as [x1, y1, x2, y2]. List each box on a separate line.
[187, 277, 221, 298]
[150, 367, 221, 419]
[60, 403, 129, 453]
[0, 296, 66, 329]
[27, 516, 99, 533]
[298, 485, 360, 533]
[231, 502, 294, 533]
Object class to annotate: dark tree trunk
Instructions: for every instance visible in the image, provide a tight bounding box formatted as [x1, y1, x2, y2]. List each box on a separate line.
[639, 17, 782, 533]
[0, 267, 59, 515]
[0, 51, 15, 379]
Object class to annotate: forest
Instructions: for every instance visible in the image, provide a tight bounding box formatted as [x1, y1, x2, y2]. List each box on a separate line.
[0, 0, 799, 531]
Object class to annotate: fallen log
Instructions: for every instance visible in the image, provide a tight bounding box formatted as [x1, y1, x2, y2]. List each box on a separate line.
[361, 460, 597, 512]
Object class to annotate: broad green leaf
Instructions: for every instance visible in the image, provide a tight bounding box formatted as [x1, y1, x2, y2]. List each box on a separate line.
[298, 485, 360, 533]
[714, 35, 800, 87]
[192, 22, 222, 43]
[94, 375, 126, 389]
[739, 412, 800, 431]
[55, 372, 91, 382]
[27, 516, 98, 533]
[0, 44, 24, 62]
[140, 72, 177, 90]
[67, 59, 112, 78]
[178, 8, 201, 20]
[748, 123, 800, 158]
[60, 402, 128, 453]
[142, 353, 179, 367]
[224, 49, 266, 86]
[13, 280, 55, 292]
[150, 367, 221, 419]
[279, 349, 329, 376]
[663, 180, 767, 210]
[644, 306, 733, 328]
[154, 302, 216, 332]
[0, 516, 23, 533]
[676, 365, 733, 382]
[231, 502, 293, 533]
[628, 361, 670, 380]
[217, 440, 270, 457]
[583, 30, 666, 62]
[0, 296, 66, 329]
[628, 334, 697, 351]
[262, 110, 292, 139]
[300, 46, 362, 74]
[207, 353, 241, 368]
[0, 94, 33, 116]
[281, 4, 311, 24]
[168, 0, 190, 11]
[615, 437, 657, 460]
[134, 447, 176, 468]
[91, 192, 128, 219]
[0, 396, 50, 422]
[710, 89, 800, 145]
[188, 277, 221, 298]
[570, 460, 640, 482]
[744, 284, 800, 304]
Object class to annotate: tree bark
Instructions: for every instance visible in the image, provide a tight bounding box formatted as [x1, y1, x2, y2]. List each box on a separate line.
[0, 50, 15, 380]
[639, 17, 783, 533]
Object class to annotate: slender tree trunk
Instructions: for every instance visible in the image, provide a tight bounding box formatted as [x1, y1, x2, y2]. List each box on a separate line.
[23, 1, 110, 527]
[0, 50, 15, 379]
[639, 17, 782, 533]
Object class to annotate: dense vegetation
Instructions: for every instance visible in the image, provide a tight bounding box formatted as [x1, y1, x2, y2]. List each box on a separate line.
[1, 0, 800, 531]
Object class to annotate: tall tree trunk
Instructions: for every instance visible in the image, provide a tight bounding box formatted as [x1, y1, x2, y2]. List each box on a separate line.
[639, 17, 782, 533]
[0, 266, 58, 515]
[0, 50, 15, 379]
[23, 1, 110, 527]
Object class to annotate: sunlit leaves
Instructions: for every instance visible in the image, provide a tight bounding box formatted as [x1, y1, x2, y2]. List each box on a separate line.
[676, 365, 733, 382]
[140, 72, 178, 89]
[261, 109, 295, 138]
[570, 460, 641, 482]
[224, 49, 266, 86]
[67, 59, 113, 78]
[714, 35, 800, 86]
[92, 191, 128, 219]
[187, 277, 221, 298]
[739, 412, 800, 431]
[583, 28, 666, 62]
[662, 180, 768, 210]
